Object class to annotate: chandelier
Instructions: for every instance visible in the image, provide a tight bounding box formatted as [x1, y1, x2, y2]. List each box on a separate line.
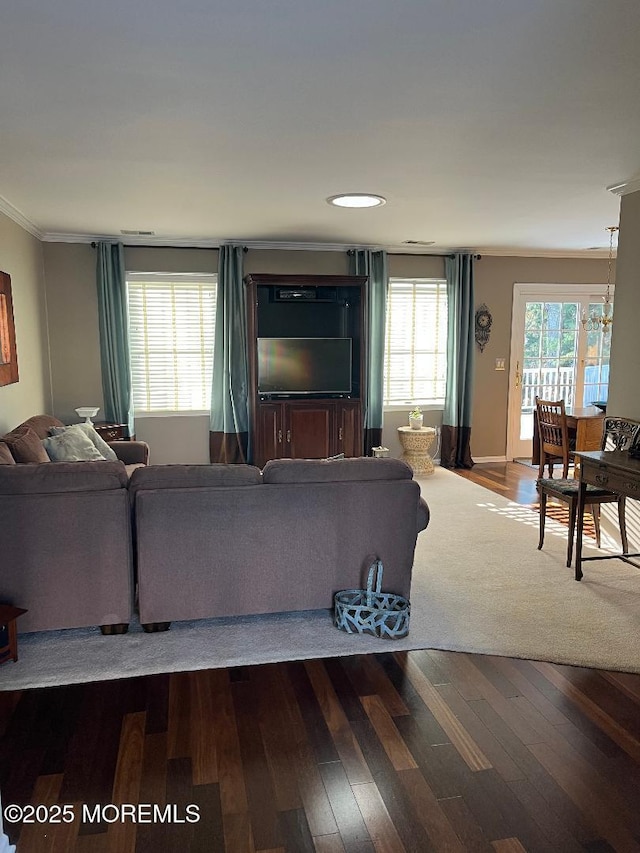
[581, 225, 618, 334]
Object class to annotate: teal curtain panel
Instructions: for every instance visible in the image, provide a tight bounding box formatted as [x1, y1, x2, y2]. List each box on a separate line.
[96, 242, 133, 437]
[349, 248, 388, 455]
[210, 245, 249, 463]
[441, 254, 475, 469]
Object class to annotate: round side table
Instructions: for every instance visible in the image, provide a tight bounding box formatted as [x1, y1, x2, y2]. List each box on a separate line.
[397, 426, 436, 475]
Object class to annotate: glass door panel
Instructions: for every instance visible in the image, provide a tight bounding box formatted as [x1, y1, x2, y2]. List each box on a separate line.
[583, 303, 611, 406]
[508, 286, 612, 461]
[518, 300, 580, 450]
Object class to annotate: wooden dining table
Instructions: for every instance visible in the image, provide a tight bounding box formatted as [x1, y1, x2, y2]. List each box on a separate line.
[532, 405, 605, 467]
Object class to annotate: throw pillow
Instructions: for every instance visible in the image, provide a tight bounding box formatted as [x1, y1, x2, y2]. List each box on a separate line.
[0, 441, 16, 464]
[49, 423, 118, 461]
[42, 429, 105, 462]
[3, 427, 51, 463]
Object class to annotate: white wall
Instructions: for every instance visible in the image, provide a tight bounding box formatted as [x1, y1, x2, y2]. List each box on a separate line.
[134, 415, 211, 464]
[41, 242, 101, 423]
[608, 189, 640, 419]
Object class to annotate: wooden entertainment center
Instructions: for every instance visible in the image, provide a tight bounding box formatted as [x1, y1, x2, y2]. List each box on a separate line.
[245, 274, 367, 468]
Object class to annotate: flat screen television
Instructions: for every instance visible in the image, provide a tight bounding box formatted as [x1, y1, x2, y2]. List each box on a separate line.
[257, 337, 352, 396]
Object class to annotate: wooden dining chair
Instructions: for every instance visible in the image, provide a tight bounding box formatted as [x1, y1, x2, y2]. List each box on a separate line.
[536, 415, 640, 567]
[535, 397, 576, 479]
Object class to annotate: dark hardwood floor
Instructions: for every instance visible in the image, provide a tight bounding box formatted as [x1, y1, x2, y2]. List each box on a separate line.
[2, 462, 640, 853]
[453, 460, 540, 506]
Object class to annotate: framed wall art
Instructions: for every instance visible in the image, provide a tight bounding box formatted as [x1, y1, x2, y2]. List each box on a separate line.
[0, 271, 19, 386]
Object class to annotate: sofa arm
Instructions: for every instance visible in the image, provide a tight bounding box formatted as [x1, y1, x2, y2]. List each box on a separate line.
[417, 496, 430, 532]
[111, 440, 149, 465]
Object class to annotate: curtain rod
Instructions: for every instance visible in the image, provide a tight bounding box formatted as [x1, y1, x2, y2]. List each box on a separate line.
[89, 242, 479, 260]
[387, 252, 482, 259]
[348, 248, 481, 259]
[90, 242, 248, 252]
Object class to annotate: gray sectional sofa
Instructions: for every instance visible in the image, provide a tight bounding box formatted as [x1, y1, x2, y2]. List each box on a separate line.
[1, 455, 429, 634]
[0, 461, 134, 633]
[0, 414, 149, 474]
[131, 457, 429, 630]
[1, 413, 149, 634]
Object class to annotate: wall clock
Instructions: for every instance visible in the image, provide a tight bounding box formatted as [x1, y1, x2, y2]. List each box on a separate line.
[475, 303, 492, 353]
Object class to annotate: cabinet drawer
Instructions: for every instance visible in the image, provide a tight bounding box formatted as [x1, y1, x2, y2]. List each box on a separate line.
[94, 423, 128, 442]
[583, 464, 640, 497]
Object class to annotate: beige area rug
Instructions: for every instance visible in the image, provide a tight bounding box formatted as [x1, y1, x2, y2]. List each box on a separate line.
[2, 467, 640, 691]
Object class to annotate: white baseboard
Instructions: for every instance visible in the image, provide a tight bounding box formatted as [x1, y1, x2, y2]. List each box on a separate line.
[472, 455, 508, 463]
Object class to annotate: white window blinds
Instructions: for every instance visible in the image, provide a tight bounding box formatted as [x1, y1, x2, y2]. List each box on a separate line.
[126, 273, 217, 412]
[384, 278, 448, 406]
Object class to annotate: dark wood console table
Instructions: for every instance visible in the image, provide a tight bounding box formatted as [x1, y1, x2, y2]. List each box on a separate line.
[574, 450, 640, 580]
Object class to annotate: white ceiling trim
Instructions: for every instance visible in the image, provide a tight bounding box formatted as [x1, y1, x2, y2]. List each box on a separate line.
[0, 193, 43, 239]
[39, 232, 611, 258]
[607, 176, 640, 196]
[40, 233, 383, 252]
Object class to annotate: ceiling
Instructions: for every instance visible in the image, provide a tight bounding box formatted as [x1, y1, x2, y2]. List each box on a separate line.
[1, 0, 639, 255]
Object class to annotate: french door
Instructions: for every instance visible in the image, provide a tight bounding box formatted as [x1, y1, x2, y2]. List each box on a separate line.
[507, 284, 612, 460]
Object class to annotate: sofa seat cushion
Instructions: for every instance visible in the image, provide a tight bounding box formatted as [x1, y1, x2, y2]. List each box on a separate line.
[262, 457, 413, 484]
[129, 463, 262, 500]
[49, 423, 119, 461]
[43, 428, 106, 462]
[0, 441, 16, 464]
[2, 427, 51, 463]
[0, 460, 129, 494]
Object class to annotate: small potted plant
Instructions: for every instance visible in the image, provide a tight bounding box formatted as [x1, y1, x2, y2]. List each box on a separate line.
[409, 407, 423, 429]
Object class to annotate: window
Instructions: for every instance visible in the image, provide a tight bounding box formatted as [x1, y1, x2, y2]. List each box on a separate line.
[126, 273, 217, 412]
[384, 278, 448, 406]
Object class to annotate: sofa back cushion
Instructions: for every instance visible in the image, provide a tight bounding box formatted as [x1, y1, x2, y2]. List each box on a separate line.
[129, 463, 262, 501]
[10, 414, 65, 440]
[0, 460, 128, 494]
[262, 456, 413, 484]
[2, 427, 51, 463]
[0, 441, 16, 464]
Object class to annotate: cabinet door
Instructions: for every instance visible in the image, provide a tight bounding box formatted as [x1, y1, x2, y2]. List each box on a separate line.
[256, 403, 285, 467]
[285, 403, 333, 459]
[336, 401, 362, 457]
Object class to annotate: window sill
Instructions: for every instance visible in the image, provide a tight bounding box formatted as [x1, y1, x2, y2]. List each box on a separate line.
[134, 410, 211, 419]
[384, 404, 444, 413]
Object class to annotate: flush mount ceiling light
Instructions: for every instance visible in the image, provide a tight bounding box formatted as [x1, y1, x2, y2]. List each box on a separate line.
[327, 194, 386, 208]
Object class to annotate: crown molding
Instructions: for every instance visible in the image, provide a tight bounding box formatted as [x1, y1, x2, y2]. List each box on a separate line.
[468, 247, 611, 258]
[38, 232, 613, 258]
[607, 176, 640, 196]
[0, 194, 43, 239]
[40, 233, 386, 252]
